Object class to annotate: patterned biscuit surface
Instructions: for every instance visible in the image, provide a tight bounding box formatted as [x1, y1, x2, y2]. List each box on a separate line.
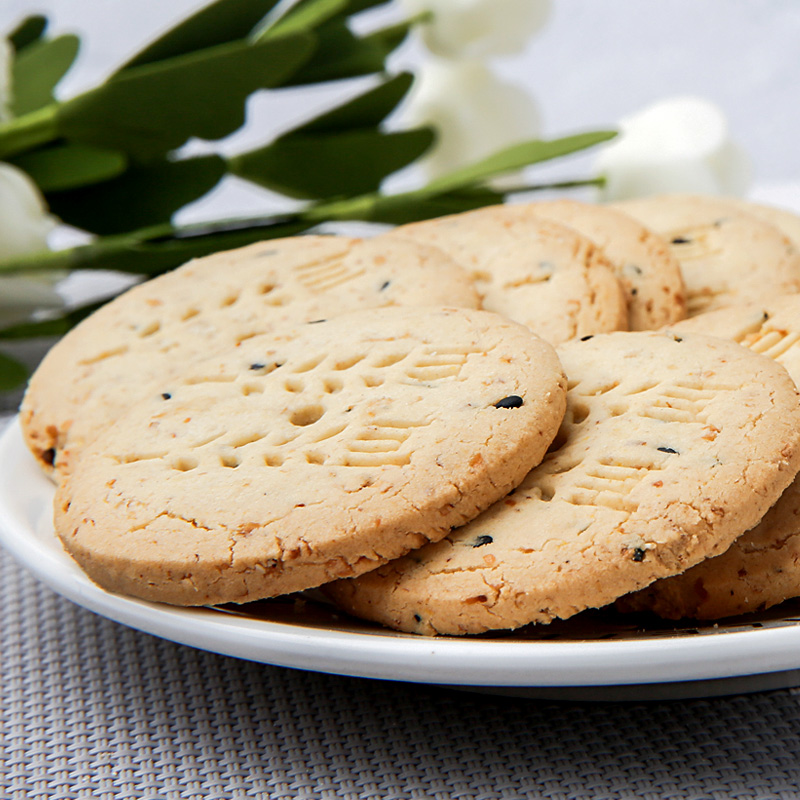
[326, 331, 800, 635]
[381, 205, 627, 344]
[525, 199, 686, 330]
[621, 296, 800, 619]
[21, 235, 480, 476]
[614, 194, 800, 317]
[55, 306, 567, 606]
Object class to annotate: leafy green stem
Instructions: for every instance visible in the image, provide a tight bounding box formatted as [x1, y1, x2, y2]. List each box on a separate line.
[0, 104, 60, 159]
[500, 176, 607, 194]
[0, 173, 606, 278]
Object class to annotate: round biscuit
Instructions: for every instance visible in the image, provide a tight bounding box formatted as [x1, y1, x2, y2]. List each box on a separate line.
[524, 199, 687, 329]
[613, 193, 800, 317]
[381, 204, 628, 344]
[621, 295, 800, 619]
[21, 235, 479, 476]
[326, 330, 800, 635]
[54, 306, 568, 606]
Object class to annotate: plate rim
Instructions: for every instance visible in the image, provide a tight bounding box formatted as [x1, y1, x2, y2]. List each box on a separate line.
[3, 417, 800, 689]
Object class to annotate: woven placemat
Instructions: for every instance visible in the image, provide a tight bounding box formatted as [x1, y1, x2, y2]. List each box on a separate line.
[3, 401, 800, 800]
[3, 548, 800, 799]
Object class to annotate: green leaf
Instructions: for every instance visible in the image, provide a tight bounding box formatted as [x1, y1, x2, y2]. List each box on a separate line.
[359, 17, 414, 56]
[302, 184, 504, 227]
[259, 0, 390, 39]
[0, 351, 28, 391]
[262, 0, 350, 39]
[12, 143, 128, 192]
[46, 155, 227, 235]
[57, 33, 315, 161]
[232, 127, 434, 198]
[295, 131, 617, 225]
[425, 131, 618, 194]
[11, 34, 80, 116]
[120, 0, 282, 70]
[367, 187, 505, 225]
[231, 71, 428, 197]
[8, 15, 48, 52]
[283, 18, 407, 85]
[295, 72, 414, 134]
[335, 0, 393, 13]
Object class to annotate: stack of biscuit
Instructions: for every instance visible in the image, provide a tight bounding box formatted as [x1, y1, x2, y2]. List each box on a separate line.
[20, 193, 800, 635]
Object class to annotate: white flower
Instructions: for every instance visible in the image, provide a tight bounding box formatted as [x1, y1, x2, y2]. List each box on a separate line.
[0, 162, 62, 327]
[399, 58, 541, 179]
[0, 38, 11, 122]
[596, 96, 753, 201]
[0, 162, 57, 258]
[400, 0, 551, 59]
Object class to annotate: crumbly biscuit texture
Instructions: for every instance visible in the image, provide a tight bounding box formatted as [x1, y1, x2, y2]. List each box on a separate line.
[381, 204, 628, 344]
[613, 194, 800, 317]
[618, 479, 800, 619]
[21, 235, 480, 476]
[326, 331, 800, 635]
[55, 306, 568, 606]
[620, 295, 800, 619]
[524, 199, 686, 330]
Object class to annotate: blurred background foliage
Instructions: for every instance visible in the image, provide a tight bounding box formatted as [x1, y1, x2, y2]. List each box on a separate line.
[0, 0, 614, 392]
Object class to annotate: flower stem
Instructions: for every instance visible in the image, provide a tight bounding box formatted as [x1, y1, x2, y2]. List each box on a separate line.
[501, 176, 607, 194]
[0, 176, 607, 277]
[0, 105, 60, 160]
[0, 244, 81, 274]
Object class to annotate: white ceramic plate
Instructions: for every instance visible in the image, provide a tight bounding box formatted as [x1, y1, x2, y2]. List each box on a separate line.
[5, 418, 800, 701]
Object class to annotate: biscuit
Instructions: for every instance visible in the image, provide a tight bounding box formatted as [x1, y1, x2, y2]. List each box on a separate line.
[326, 331, 800, 635]
[620, 295, 800, 619]
[613, 193, 800, 317]
[21, 235, 480, 476]
[381, 205, 628, 344]
[719, 197, 800, 249]
[54, 306, 568, 606]
[524, 199, 686, 329]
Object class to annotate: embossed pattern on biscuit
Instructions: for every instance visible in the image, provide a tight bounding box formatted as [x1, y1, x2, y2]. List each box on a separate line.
[290, 254, 367, 293]
[326, 330, 800, 635]
[114, 342, 484, 474]
[620, 295, 800, 620]
[55, 306, 568, 607]
[21, 235, 481, 475]
[669, 296, 800, 400]
[615, 194, 800, 317]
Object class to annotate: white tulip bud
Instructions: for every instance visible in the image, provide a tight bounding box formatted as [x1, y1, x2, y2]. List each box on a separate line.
[0, 162, 57, 259]
[0, 162, 61, 327]
[400, 0, 551, 59]
[596, 96, 753, 201]
[400, 58, 541, 179]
